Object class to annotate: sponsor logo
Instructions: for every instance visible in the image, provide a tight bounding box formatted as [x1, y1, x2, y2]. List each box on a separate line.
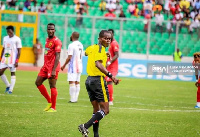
[4, 53, 10, 57]
[48, 42, 53, 47]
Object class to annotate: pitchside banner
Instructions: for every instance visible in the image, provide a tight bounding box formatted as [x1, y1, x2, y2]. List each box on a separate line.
[82, 57, 196, 82]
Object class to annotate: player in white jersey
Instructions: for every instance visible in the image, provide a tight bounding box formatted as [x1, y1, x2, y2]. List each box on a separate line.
[0, 25, 22, 94]
[61, 32, 83, 103]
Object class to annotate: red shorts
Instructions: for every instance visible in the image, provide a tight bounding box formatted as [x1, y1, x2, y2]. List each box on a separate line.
[105, 71, 118, 82]
[38, 66, 59, 79]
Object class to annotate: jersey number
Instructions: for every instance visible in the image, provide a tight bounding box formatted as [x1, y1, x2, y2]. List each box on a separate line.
[79, 48, 82, 59]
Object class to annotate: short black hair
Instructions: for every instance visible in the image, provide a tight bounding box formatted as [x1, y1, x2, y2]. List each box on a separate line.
[47, 23, 55, 28]
[6, 25, 14, 32]
[108, 29, 114, 34]
[99, 30, 109, 38]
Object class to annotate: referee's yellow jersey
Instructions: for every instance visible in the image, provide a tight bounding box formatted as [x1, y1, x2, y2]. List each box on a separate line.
[85, 44, 107, 76]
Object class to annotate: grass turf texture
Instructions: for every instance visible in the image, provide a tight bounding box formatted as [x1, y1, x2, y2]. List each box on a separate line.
[0, 70, 200, 137]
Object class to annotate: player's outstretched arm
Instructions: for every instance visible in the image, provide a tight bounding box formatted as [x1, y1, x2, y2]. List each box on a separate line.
[61, 55, 72, 71]
[95, 60, 119, 85]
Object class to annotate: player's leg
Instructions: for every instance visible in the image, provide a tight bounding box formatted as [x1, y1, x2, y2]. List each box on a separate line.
[8, 72, 15, 94]
[68, 73, 76, 103]
[0, 67, 10, 92]
[91, 101, 100, 137]
[78, 76, 96, 136]
[69, 81, 76, 102]
[74, 81, 80, 102]
[47, 70, 60, 112]
[106, 70, 118, 105]
[75, 73, 81, 102]
[6, 65, 17, 94]
[83, 101, 109, 129]
[107, 81, 114, 105]
[79, 101, 101, 137]
[49, 79, 58, 110]
[195, 85, 200, 108]
[83, 76, 109, 129]
[35, 75, 52, 111]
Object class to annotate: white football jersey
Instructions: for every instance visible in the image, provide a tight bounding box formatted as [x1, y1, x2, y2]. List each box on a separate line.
[67, 40, 83, 73]
[1, 35, 22, 65]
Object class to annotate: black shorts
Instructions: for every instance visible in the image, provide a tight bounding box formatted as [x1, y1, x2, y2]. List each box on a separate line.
[85, 76, 109, 102]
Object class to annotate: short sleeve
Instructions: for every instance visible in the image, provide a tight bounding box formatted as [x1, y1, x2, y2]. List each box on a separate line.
[68, 44, 73, 55]
[54, 39, 62, 52]
[94, 46, 104, 62]
[16, 37, 22, 48]
[85, 46, 92, 56]
[112, 41, 119, 52]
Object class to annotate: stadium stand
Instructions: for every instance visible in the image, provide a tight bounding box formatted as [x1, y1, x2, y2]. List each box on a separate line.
[1, 0, 200, 57]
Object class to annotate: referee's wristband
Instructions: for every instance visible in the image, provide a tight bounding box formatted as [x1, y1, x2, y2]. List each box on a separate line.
[106, 72, 113, 78]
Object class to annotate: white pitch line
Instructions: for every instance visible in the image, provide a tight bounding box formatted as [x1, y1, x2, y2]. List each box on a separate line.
[0, 94, 195, 109]
[0, 101, 200, 113]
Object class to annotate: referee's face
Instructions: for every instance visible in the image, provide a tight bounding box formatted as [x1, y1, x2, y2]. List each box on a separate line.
[101, 32, 111, 47]
[47, 25, 55, 38]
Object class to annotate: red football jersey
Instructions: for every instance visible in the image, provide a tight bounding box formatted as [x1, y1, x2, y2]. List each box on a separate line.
[43, 36, 62, 72]
[107, 39, 119, 72]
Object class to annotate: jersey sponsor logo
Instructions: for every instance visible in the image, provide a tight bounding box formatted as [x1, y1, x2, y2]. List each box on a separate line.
[45, 48, 50, 54]
[48, 42, 53, 47]
[4, 53, 10, 57]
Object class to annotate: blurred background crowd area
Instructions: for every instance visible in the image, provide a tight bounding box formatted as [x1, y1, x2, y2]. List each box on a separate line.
[1, 0, 200, 25]
[0, 0, 200, 57]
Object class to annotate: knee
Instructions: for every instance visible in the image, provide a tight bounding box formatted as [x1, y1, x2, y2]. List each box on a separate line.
[0, 71, 3, 76]
[35, 80, 41, 87]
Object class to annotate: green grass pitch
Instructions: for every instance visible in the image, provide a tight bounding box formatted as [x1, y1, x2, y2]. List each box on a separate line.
[0, 70, 200, 137]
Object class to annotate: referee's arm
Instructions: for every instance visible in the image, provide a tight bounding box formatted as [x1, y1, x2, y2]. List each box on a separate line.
[95, 60, 119, 85]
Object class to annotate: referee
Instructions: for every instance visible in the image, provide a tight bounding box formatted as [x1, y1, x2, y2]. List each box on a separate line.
[78, 30, 120, 137]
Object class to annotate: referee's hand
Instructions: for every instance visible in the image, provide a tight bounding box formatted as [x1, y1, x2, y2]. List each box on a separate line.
[111, 76, 119, 85]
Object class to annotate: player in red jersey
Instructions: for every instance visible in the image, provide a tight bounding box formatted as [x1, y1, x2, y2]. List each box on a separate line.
[35, 23, 62, 112]
[105, 29, 119, 105]
[193, 52, 200, 108]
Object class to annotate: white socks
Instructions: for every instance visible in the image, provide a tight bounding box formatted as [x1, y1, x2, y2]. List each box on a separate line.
[69, 84, 76, 102]
[1, 74, 10, 87]
[197, 102, 200, 107]
[75, 84, 80, 102]
[69, 84, 80, 102]
[9, 76, 16, 92]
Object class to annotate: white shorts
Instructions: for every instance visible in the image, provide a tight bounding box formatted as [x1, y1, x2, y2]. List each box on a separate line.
[67, 73, 81, 82]
[0, 63, 16, 72]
